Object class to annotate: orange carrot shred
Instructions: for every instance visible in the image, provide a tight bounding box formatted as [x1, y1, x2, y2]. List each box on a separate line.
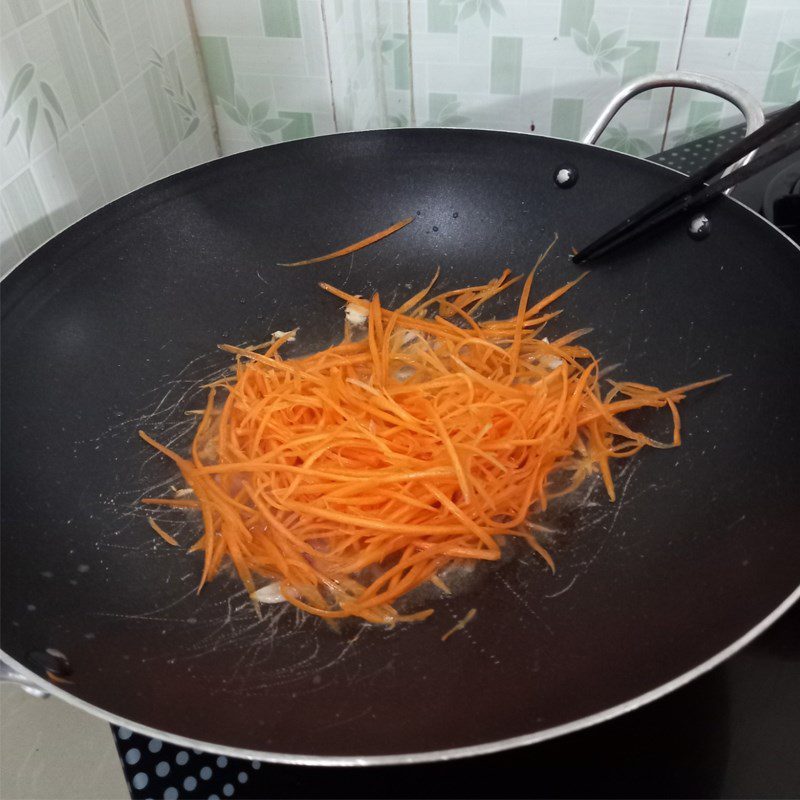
[278, 217, 414, 267]
[441, 608, 477, 641]
[141, 243, 726, 626]
[147, 517, 179, 546]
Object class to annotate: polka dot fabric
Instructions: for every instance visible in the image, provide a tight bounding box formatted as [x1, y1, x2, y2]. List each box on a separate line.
[112, 727, 262, 799]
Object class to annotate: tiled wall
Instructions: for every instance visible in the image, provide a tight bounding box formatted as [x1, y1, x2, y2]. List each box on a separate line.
[194, 0, 799, 158]
[0, 0, 218, 277]
[2, 1, 797, 276]
[666, 0, 800, 147]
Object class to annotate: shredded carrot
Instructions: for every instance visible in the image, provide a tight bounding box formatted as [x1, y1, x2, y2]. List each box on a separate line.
[278, 217, 414, 267]
[148, 516, 179, 546]
[140, 250, 726, 626]
[441, 608, 477, 641]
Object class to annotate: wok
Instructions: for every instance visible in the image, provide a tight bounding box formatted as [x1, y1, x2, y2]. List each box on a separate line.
[2, 74, 799, 766]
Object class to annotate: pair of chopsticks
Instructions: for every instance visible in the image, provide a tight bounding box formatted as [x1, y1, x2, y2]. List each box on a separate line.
[572, 100, 800, 264]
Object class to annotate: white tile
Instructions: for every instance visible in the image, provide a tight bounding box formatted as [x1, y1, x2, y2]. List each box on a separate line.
[192, 0, 263, 37]
[229, 35, 309, 77]
[299, 0, 328, 77]
[428, 62, 490, 93]
[273, 75, 335, 113]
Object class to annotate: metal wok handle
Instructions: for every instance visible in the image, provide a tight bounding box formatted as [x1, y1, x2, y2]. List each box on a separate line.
[584, 72, 765, 187]
[0, 659, 49, 698]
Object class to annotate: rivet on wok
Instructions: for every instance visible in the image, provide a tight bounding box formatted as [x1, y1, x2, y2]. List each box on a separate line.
[28, 648, 72, 680]
[553, 164, 578, 189]
[688, 213, 712, 240]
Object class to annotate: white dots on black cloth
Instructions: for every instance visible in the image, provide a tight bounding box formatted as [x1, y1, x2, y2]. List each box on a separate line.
[125, 748, 141, 765]
[117, 727, 133, 740]
[148, 739, 163, 753]
[238, 771, 248, 784]
[155, 761, 170, 777]
[223, 783, 234, 797]
[209, 795, 220, 800]
[131, 772, 148, 790]
[183, 776, 197, 791]
[251, 760, 261, 769]
[163, 788, 178, 800]
[216, 755, 228, 768]
[175, 750, 189, 766]
[200, 766, 213, 780]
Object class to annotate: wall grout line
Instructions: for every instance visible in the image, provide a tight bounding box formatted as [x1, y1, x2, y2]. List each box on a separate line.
[406, 0, 416, 126]
[374, 0, 389, 124]
[660, 0, 693, 152]
[319, 0, 339, 133]
[182, 0, 222, 157]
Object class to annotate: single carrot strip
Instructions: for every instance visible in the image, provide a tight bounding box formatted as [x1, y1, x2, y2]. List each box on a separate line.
[278, 217, 414, 267]
[147, 517, 179, 546]
[441, 608, 477, 641]
[141, 498, 201, 509]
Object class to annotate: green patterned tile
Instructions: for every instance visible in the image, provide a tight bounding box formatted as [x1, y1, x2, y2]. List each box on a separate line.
[46, 4, 100, 120]
[426, 92, 469, 126]
[705, 0, 747, 39]
[393, 34, 410, 91]
[765, 41, 800, 104]
[559, 0, 593, 37]
[260, 0, 301, 38]
[551, 98, 583, 140]
[0, 204, 24, 276]
[83, 107, 127, 201]
[144, 65, 180, 157]
[0, 169, 54, 256]
[199, 35, 235, 101]
[428, 0, 458, 34]
[74, 0, 120, 103]
[353, 0, 365, 64]
[621, 41, 659, 86]
[279, 111, 314, 141]
[490, 37, 522, 95]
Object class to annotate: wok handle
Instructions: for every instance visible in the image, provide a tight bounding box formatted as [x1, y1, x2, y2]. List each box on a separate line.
[0, 659, 50, 698]
[584, 71, 765, 184]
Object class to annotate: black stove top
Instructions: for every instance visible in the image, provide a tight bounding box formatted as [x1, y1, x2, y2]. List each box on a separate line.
[112, 127, 800, 800]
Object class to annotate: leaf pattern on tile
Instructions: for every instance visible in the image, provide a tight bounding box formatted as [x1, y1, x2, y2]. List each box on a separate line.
[73, 0, 110, 45]
[218, 90, 289, 145]
[387, 113, 409, 128]
[150, 48, 201, 141]
[572, 19, 639, 75]
[600, 124, 653, 157]
[2, 63, 34, 117]
[424, 100, 470, 127]
[772, 40, 800, 88]
[441, 0, 505, 28]
[676, 113, 722, 145]
[2, 64, 67, 153]
[378, 26, 405, 64]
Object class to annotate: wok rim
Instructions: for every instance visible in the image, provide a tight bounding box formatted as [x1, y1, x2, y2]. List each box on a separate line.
[3, 126, 799, 283]
[2, 586, 798, 766]
[2, 127, 799, 765]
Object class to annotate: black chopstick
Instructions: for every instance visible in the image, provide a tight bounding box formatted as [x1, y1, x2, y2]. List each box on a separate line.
[572, 100, 800, 264]
[574, 133, 800, 262]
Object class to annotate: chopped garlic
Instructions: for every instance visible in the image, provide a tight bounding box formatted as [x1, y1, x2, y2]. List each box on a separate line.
[345, 302, 368, 327]
[252, 582, 286, 604]
[540, 354, 564, 370]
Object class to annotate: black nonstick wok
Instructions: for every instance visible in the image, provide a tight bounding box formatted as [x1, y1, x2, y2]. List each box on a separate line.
[2, 105, 799, 765]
